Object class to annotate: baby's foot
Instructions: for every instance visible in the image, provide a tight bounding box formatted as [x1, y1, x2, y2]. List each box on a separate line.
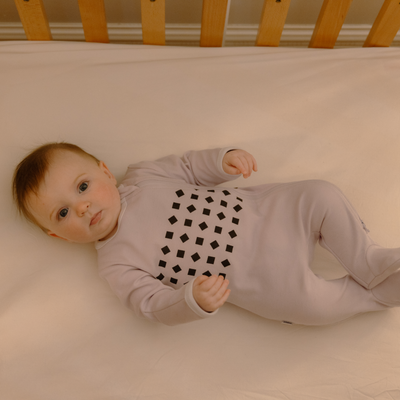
[366, 245, 400, 288]
[371, 269, 400, 307]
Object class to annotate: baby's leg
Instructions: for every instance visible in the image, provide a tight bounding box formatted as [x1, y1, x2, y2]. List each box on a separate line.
[303, 180, 400, 289]
[288, 272, 390, 325]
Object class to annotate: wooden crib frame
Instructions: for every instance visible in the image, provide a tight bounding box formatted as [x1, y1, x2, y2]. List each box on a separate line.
[13, 0, 400, 48]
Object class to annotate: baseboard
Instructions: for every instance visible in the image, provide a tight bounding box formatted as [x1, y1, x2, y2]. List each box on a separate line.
[0, 22, 399, 47]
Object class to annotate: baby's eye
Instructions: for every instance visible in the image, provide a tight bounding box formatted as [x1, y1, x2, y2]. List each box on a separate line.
[59, 208, 68, 219]
[79, 182, 88, 193]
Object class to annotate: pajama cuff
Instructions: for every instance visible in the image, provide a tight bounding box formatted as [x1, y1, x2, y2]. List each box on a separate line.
[184, 278, 219, 319]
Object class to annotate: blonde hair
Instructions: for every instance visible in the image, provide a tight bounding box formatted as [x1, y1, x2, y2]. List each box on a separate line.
[12, 142, 100, 230]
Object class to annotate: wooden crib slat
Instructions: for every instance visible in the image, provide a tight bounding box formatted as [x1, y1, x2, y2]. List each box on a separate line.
[364, 0, 400, 47]
[309, 0, 353, 49]
[78, 0, 109, 43]
[200, 0, 229, 47]
[141, 0, 166, 45]
[13, 0, 52, 41]
[256, 0, 291, 47]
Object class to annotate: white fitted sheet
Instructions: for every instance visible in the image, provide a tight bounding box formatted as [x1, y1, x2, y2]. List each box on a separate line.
[1, 41, 400, 399]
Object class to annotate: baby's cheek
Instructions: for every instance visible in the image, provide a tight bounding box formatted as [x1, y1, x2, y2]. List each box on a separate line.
[99, 184, 116, 201]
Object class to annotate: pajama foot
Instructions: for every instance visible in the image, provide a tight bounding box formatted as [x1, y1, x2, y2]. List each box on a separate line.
[366, 245, 400, 288]
[371, 269, 400, 307]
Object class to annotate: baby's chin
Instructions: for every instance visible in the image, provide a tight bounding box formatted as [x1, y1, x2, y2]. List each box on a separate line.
[97, 222, 119, 242]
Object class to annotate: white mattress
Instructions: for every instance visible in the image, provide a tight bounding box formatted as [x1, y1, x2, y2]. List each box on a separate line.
[1, 41, 400, 399]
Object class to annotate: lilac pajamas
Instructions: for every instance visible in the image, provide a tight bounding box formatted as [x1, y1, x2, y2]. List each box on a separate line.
[96, 148, 400, 325]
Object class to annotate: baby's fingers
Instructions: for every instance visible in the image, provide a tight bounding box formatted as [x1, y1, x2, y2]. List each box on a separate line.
[217, 288, 231, 307]
[193, 276, 230, 312]
[232, 156, 248, 177]
[233, 152, 258, 178]
[212, 282, 231, 308]
[202, 275, 226, 294]
[210, 275, 229, 296]
[249, 154, 258, 173]
[194, 275, 209, 287]
[194, 274, 214, 290]
[239, 157, 253, 178]
[241, 154, 258, 178]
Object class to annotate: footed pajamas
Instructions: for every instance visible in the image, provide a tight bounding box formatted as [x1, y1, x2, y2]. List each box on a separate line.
[95, 148, 399, 326]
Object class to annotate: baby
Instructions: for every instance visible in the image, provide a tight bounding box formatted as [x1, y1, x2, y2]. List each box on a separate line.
[12, 142, 400, 326]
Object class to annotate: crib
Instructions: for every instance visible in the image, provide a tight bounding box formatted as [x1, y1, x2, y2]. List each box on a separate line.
[11, 0, 400, 48]
[2, 1, 400, 400]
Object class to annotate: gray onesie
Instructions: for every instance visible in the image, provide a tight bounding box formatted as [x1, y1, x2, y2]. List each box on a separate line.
[95, 148, 398, 326]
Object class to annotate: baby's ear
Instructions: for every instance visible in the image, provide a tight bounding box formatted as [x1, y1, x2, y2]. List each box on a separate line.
[47, 231, 69, 241]
[99, 161, 117, 184]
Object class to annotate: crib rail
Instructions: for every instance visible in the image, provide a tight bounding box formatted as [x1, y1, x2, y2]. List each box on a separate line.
[13, 0, 400, 48]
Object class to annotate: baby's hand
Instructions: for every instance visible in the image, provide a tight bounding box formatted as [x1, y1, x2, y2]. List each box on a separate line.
[192, 275, 231, 312]
[222, 149, 258, 178]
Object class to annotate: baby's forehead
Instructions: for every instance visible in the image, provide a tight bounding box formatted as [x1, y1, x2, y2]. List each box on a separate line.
[40, 150, 96, 185]
[50, 148, 95, 164]
[47, 149, 98, 173]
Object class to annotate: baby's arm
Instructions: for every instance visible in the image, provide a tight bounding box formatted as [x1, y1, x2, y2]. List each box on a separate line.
[222, 149, 258, 179]
[192, 275, 231, 312]
[123, 147, 257, 188]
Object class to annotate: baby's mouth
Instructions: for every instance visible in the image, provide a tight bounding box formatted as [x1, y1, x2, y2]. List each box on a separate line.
[90, 211, 102, 226]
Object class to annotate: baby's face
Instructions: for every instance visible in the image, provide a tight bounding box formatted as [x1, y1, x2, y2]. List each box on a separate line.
[28, 150, 121, 243]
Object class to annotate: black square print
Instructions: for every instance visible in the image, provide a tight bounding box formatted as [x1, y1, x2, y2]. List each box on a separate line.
[173, 265, 182, 273]
[165, 231, 174, 239]
[187, 205, 196, 213]
[229, 230, 237, 238]
[196, 237, 204, 246]
[199, 222, 208, 231]
[177, 250, 185, 258]
[222, 259, 231, 267]
[169, 216, 178, 225]
[180, 234, 189, 243]
[217, 212, 226, 220]
[188, 268, 196, 276]
[233, 204, 242, 213]
[161, 246, 170, 255]
[184, 219, 193, 227]
[191, 253, 201, 262]
[210, 240, 219, 249]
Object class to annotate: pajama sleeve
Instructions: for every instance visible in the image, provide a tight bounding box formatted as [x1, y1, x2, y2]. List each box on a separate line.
[98, 260, 216, 326]
[121, 147, 240, 188]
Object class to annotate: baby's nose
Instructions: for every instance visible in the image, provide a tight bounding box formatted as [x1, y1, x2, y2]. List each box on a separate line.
[76, 201, 90, 216]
